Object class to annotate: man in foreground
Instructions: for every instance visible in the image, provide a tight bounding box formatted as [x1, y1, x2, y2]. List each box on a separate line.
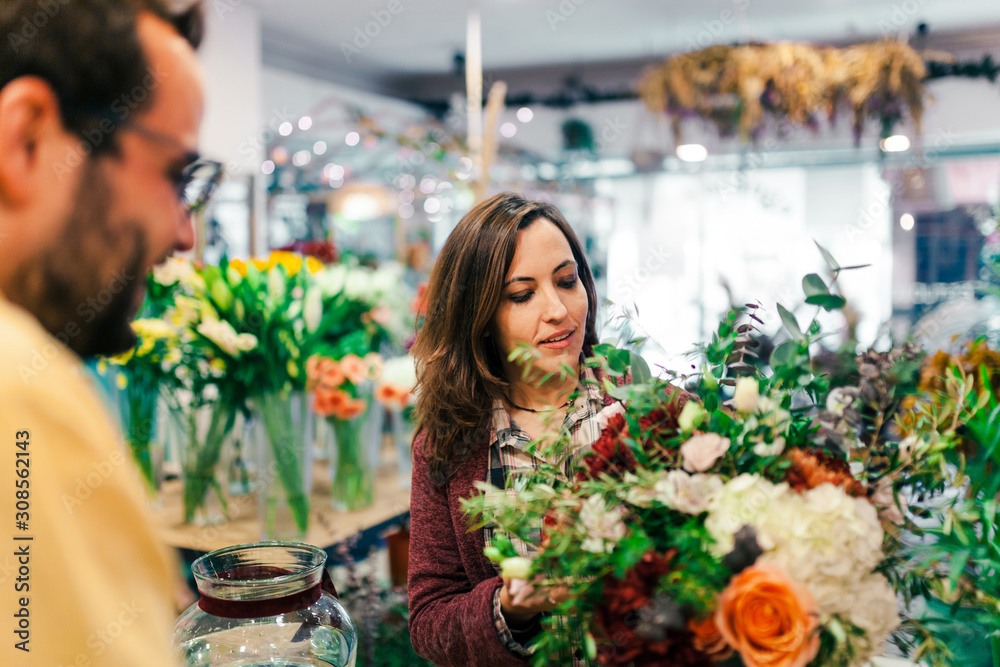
[0, 1, 214, 664]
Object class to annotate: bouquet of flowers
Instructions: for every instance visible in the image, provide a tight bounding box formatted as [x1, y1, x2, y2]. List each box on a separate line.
[465, 247, 999, 666]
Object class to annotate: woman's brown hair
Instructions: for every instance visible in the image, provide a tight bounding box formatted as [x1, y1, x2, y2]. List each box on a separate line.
[411, 192, 599, 485]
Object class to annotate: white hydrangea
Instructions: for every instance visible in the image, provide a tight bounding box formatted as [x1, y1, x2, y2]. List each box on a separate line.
[705, 475, 899, 649]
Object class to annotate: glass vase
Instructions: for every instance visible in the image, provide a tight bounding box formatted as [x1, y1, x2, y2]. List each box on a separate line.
[118, 370, 165, 504]
[327, 397, 382, 512]
[254, 390, 313, 540]
[172, 395, 238, 527]
[173, 541, 357, 667]
[390, 407, 416, 490]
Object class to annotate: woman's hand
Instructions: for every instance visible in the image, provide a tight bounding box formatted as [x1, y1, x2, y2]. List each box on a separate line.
[499, 576, 572, 628]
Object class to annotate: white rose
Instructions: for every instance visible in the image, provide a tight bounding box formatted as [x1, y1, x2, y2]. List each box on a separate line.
[579, 494, 627, 553]
[753, 436, 786, 457]
[653, 471, 723, 515]
[677, 401, 706, 433]
[733, 377, 760, 413]
[680, 433, 730, 472]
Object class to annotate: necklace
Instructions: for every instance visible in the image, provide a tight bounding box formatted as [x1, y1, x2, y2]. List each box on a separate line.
[508, 397, 573, 413]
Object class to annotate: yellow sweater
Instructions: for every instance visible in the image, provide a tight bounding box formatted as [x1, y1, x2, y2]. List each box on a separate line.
[0, 296, 178, 667]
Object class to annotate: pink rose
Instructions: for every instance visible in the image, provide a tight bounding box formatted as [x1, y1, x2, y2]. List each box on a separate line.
[680, 433, 730, 472]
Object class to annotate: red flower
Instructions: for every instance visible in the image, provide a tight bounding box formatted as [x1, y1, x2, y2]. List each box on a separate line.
[578, 387, 689, 481]
[594, 551, 713, 666]
[785, 447, 867, 498]
[578, 413, 638, 480]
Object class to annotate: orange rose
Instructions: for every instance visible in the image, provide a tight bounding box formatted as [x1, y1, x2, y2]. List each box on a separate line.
[319, 363, 346, 390]
[314, 387, 349, 418]
[715, 563, 820, 667]
[340, 354, 368, 385]
[336, 397, 368, 420]
[688, 615, 733, 661]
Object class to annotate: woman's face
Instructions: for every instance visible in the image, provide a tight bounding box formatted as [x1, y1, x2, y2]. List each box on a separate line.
[493, 218, 589, 387]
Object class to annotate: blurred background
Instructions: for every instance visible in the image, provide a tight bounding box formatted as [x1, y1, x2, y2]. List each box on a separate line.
[194, 0, 1000, 372]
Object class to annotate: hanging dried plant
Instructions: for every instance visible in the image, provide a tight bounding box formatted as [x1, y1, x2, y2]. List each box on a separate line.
[638, 39, 933, 145]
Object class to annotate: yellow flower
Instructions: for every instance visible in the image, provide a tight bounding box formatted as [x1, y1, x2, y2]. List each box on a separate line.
[268, 250, 304, 277]
[209, 358, 226, 374]
[229, 258, 248, 277]
[305, 256, 324, 273]
[116, 374, 128, 389]
[251, 258, 268, 272]
[108, 348, 134, 365]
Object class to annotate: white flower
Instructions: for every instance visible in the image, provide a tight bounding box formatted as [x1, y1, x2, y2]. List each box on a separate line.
[704, 474, 786, 555]
[315, 264, 347, 297]
[677, 401, 706, 432]
[196, 319, 258, 357]
[753, 436, 786, 457]
[267, 268, 286, 303]
[732, 377, 760, 413]
[379, 355, 417, 392]
[595, 401, 627, 432]
[151, 257, 194, 286]
[653, 471, 723, 515]
[579, 495, 627, 553]
[303, 287, 323, 333]
[826, 387, 857, 417]
[680, 433, 730, 472]
[344, 268, 374, 301]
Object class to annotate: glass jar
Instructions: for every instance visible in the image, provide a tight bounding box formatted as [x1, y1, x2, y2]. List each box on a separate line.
[173, 542, 357, 667]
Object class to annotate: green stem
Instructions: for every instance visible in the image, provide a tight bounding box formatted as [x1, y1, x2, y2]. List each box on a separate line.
[330, 415, 374, 511]
[258, 391, 310, 535]
[180, 402, 236, 523]
[121, 375, 159, 495]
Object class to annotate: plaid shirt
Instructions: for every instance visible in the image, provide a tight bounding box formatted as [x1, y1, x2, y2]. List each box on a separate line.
[486, 367, 612, 663]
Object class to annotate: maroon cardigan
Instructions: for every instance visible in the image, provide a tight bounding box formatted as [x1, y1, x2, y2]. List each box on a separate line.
[408, 377, 650, 666]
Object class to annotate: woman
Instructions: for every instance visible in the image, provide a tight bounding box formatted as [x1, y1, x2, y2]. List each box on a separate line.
[408, 192, 626, 666]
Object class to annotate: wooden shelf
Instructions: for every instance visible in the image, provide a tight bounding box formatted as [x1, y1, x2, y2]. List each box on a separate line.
[151, 459, 411, 555]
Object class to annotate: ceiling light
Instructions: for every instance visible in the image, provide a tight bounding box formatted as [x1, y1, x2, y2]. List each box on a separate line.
[298, 116, 313, 131]
[516, 107, 533, 123]
[278, 122, 293, 136]
[500, 122, 517, 138]
[271, 147, 289, 165]
[676, 144, 707, 162]
[261, 160, 275, 175]
[292, 150, 311, 167]
[880, 135, 910, 152]
[313, 141, 327, 155]
[345, 131, 360, 146]
[900, 213, 915, 231]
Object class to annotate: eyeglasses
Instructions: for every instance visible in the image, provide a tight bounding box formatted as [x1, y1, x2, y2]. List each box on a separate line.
[120, 121, 224, 215]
